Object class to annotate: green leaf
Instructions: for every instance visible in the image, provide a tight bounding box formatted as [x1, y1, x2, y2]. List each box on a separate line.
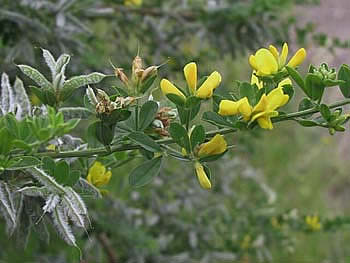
[320, 104, 331, 121]
[139, 148, 155, 160]
[6, 157, 41, 170]
[166, 94, 185, 106]
[95, 121, 115, 146]
[305, 73, 325, 100]
[0, 127, 13, 155]
[185, 96, 201, 109]
[42, 157, 56, 175]
[286, 66, 308, 96]
[202, 111, 234, 128]
[338, 64, 350, 98]
[139, 101, 158, 131]
[190, 125, 206, 150]
[140, 74, 157, 93]
[128, 132, 162, 152]
[18, 65, 52, 89]
[60, 72, 106, 101]
[30, 86, 46, 104]
[101, 109, 131, 124]
[12, 140, 31, 152]
[129, 156, 162, 187]
[239, 82, 256, 105]
[54, 160, 70, 185]
[296, 119, 319, 127]
[65, 170, 81, 187]
[112, 86, 129, 97]
[169, 123, 191, 152]
[4, 114, 19, 138]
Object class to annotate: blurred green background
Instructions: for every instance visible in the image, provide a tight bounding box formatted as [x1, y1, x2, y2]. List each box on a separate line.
[1, 0, 350, 262]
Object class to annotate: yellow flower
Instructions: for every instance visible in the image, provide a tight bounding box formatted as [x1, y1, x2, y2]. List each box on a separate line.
[218, 97, 252, 121]
[305, 215, 322, 231]
[197, 134, 227, 157]
[124, 0, 142, 6]
[250, 84, 289, 130]
[195, 71, 222, 99]
[161, 62, 222, 100]
[249, 43, 306, 76]
[194, 162, 211, 189]
[218, 78, 291, 130]
[87, 161, 112, 187]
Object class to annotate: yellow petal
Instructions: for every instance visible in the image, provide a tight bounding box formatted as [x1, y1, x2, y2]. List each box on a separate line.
[269, 45, 279, 60]
[184, 62, 197, 94]
[287, 48, 307, 68]
[198, 134, 227, 157]
[89, 162, 106, 177]
[160, 79, 186, 100]
[254, 49, 279, 76]
[257, 116, 274, 130]
[249, 55, 258, 71]
[238, 97, 253, 121]
[196, 71, 222, 99]
[266, 87, 289, 110]
[280, 43, 289, 67]
[195, 162, 211, 189]
[252, 94, 269, 114]
[218, 100, 240, 116]
[251, 72, 263, 89]
[94, 170, 112, 187]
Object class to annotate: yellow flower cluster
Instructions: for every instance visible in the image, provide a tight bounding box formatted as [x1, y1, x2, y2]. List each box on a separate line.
[87, 161, 112, 188]
[194, 134, 227, 189]
[219, 76, 291, 130]
[305, 215, 322, 231]
[249, 43, 306, 76]
[160, 62, 222, 100]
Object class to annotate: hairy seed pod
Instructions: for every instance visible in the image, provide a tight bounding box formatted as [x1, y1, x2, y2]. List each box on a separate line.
[114, 68, 129, 85]
[141, 66, 157, 82]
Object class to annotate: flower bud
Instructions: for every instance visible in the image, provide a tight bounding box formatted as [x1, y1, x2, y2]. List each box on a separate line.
[132, 55, 143, 78]
[114, 68, 129, 85]
[194, 162, 211, 189]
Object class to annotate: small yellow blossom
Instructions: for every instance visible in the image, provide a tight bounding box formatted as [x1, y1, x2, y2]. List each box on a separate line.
[87, 161, 112, 187]
[249, 43, 306, 76]
[218, 78, 291, 130]
[124, 0, 142, 7]
[250, 85, 289, 130]
[161, 62, 222, 100]
[305, 215, 322, 231]
[197, 134, 227, 157]
[194, 162, 211, 189]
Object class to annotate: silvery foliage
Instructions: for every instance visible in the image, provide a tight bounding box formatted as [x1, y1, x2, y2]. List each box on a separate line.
[17, 168, 90, 247]
[0, 49, 98, 247]
[0, 72, 31, 120]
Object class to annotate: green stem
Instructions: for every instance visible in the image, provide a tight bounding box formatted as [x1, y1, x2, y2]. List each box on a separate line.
[135, 103, 139, 131]
[14, 98, 350, 160]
